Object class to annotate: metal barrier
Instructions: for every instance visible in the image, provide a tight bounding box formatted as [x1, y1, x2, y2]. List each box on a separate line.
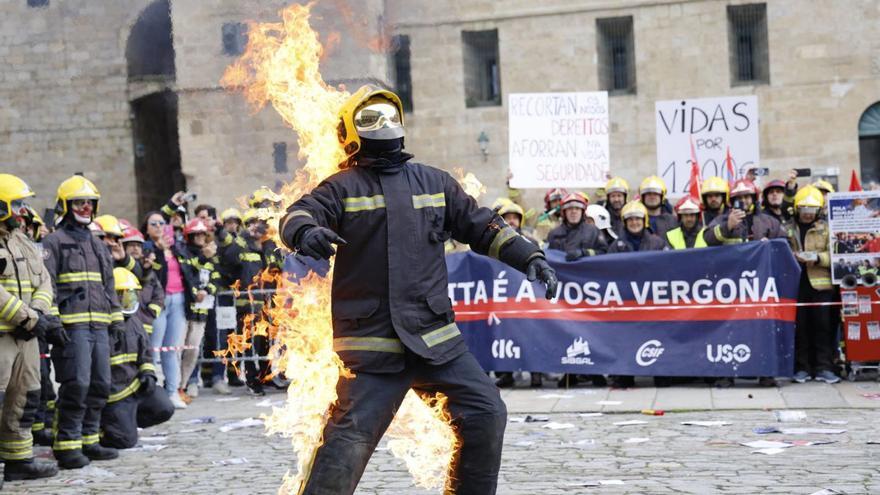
[193, 289, 278, 365]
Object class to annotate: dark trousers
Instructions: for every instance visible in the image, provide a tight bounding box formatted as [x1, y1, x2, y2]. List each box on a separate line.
[33, 337, 56, 434]
[100, 387, 174, 449]
[237, 307, 270, 387]
[795, 278, 836, 374]
[51, 327, 110, 452]
[300, 352, 507, 495]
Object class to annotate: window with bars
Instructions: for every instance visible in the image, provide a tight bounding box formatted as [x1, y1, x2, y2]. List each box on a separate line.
[461, 29, 502, 108]
[392, 35, 413, 112]
[727, 3, 770, 85]
[597, 16, 636, 95]
[222, 22, 248, 56]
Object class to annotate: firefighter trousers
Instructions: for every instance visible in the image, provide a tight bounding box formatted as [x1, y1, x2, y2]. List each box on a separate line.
[33, 337, 56, 435]
[300, 351, 507, 495]
[179, 320, 206, 390]
[795, 280, 836, 374]
[0, 333, 41, 461]
[100, 387, 174, 449]
[51, 327, 110, 453]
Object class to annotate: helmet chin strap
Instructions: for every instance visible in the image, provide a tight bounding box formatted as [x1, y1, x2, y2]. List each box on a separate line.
[73, 213, 92, 225]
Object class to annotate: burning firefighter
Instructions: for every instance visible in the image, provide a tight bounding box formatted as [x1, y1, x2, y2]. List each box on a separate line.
[278, 85, 558, 494]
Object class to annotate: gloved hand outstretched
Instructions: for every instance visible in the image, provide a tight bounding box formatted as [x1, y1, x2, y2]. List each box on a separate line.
[139, 374, 157, 397]
[526, 257, 558, 300]
[298, 226, 346, 260]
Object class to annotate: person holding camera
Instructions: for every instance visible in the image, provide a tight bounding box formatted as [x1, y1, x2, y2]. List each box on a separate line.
[703, 180, 786, 246]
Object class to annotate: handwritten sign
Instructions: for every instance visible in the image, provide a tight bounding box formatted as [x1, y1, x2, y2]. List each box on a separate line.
[655, 96, 759, 194]
[509, 92, 609, 189]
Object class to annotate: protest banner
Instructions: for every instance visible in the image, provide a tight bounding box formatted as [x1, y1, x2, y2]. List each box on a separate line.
[827, 190, 880, 284]
[447, 240, 800, 376]
[508, 92, 609, 189]
[655, 95, 759, 195]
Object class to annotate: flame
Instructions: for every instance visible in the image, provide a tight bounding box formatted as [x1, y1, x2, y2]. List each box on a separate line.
[454, 167, 487, 200]
[221, 3, 457, 493]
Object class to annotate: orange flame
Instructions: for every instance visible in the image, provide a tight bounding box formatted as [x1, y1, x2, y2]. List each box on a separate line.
[222, 3, 457, 492]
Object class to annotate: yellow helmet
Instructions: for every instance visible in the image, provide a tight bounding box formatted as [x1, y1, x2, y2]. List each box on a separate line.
[113, 267, 142, 291]
[0, 174, 36, 222]
[248, 187, 282, 208]
[812, 179, 835, 194]
[639, 175, 667, 198]
[605, 177, 630, 196]
[491, 197, 514, 210]
[220, 207, 242, 223]
[337, 85, 405, 165]
[243, 208, 271, 224]
[701, 176, 730, 202]
[497, 201, 524, 220]
[55, 175, 100, 219]
[794, 185, 825, 210]
[621, 200, 649, 228]
[25, 206, 44, 227]
[95, 214, 123, 237]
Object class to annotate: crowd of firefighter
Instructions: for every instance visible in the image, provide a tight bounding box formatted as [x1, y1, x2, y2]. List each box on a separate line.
[0, 165, 867, 484]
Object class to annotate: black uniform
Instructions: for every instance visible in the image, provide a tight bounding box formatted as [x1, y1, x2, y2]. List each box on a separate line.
[42, 220, 123, 456]
[547, 221, 608, 260]
[647, 211, 679, 240]
[279, 152, 544, 495]
[100, 316, 173, 449]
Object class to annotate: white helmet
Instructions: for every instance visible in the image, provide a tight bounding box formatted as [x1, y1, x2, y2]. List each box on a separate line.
[586, 204, 616, 239]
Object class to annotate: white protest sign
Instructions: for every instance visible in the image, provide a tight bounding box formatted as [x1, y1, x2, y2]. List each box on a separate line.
[655, 96, 759, 195]
[509, 92, 609, 188]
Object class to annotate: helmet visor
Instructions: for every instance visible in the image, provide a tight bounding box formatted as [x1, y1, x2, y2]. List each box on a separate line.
[118, 289, 139, 315]
[354, 102, 404, 139]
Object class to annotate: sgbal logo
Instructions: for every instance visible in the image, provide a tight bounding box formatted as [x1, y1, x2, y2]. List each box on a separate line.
[491, 339, 521, 359]
[706, 344, 751, 364]
[636, 340, 664, 367]
[561, 337, 593, 365]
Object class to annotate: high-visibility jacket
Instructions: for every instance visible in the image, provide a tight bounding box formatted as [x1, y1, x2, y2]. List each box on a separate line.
[42, 221, 122, 328]
[787, 219, 833, 291]
[175, 242, 219, 322]
[279, 154, 543, 373]
[107, 316, 155, 404]
[0, 226, 53, 333]
[665, 226, 707, 250]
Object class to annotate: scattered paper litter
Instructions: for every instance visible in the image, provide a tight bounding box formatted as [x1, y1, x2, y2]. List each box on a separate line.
[818, 420, 848, 425]
[597, 400, 622, 406]
[740, 440, 793, 449]
[255, 399, 283, 408]
[139, 436, 167, 443]
[62, 479, 90, 486]
[789, 440, 837, 447]
[538, 393, 574, 399]
[178, 428, 207, 434]
[184, 416, 215, 424]
[212, 457, 249, 466]
[127, 444, 168, 452]
[578, 413, 604, 418]
[774, 410, 807, 422]
[752, 448, 787, 455]
[624, 437, 650, 444]
[778, 428, 846, 435]
[508, 416, 526, 423]
[512, 441, 535, 447]
[566, 480, 624, 487]
[215, 397, 240, 402]
[860, 393, 880, 400]
[613, 420, 649, 426]
[542, 422, 575, 430]
[809, 489, 844, 495]
[218, 417, 264, 433]
[752, 426, 778, 435]
[560, 439, 597, 449]
[681, 421, 731, 427]
[525, 415, 550, 423]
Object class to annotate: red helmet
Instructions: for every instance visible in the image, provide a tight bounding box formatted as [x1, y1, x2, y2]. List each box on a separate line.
[730, 179, 759, 199]
[560, 193, 587, 211]
[544, 188, 568, 207]
[183, 218, 209, 237]
[674, 196, 702, 215]
[121, 225, 145, 244]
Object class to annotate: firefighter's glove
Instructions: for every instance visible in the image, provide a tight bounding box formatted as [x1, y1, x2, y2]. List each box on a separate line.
[46, 324, 71, 347]
[526, 257, 558, 300]
[109, 320, 125, 339]
[298, 226, 347, 260]
[139, 374, 157, 397]
[565, 249, 584, 262]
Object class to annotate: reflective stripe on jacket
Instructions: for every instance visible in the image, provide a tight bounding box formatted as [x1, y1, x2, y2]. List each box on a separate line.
[0, 228, 53, 332]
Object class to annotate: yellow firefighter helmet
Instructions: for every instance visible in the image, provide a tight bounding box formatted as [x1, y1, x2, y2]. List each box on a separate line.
[812, 179, 835, 194]
[337, 85, 405, 164]
[55, 175, 100, 218]
[794, 185, 825, 210]
[0, 174, 36, 222]
[248, 187, 282, 208]
[220, 208, 242, 223]
[604, 177, 630, 196]
[497, 201, 524, 220]
[242, 208, 272, 224]
[701, 176, 730, 203]
[621, 200, 649, 228]
[639, 175, 667, 198]
[113, 267, 142, 291]
[95, 214, 123, 237]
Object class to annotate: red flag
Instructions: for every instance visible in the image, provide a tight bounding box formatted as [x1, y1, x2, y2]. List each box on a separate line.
[849, 169, 863, 191]
[688, 136, 701, 197]
[725, 146, 735, 183]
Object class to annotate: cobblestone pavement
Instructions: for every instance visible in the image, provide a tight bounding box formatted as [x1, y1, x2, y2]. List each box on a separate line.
[5, 381, 880, 494]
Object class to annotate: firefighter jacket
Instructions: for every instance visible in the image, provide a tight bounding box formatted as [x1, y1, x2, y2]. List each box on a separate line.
[785, 219, 832, 291]
[106, 315, 155, 405]
[703, 209, 786, 245]
[533, 209, 561, 244]
[176, 242, 219, 322]
[279, 154, 544, 373]
[221, 233, 282, 313]
[665, 225, 707, 249]
[0, 226, 53, 333]
[648, 211, 679, 239]
[608, 230, 667, 253]
[136, 267, 164, 335]
[703, 206, 725, 227]
[42, 221, 123, 329]
[546, 221, 608, 257]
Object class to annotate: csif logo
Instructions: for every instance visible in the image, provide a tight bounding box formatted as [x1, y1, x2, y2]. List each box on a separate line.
[706, 344, 751, 364]
[491, 339, 521, 359]
[636, 340, 664, 367]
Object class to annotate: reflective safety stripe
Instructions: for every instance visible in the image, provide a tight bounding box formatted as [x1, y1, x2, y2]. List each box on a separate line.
[0, 279, 31, 291]
[488, 226, 517, 260]
[108, 378, 140, 404]
[240, 252, 262, 262]
[148, 303, 162, 318]
[47, 400, 55, 410]
[0, 438, 33, 448]
[139, 363, 156, 373]
[109, 352, 138, 366]
[57, 272, 103, 283]
[0, 297, 23, 321]
[82, 433, 100, 445]
[124, 257, 136, 271]
[49, 306, 59, 316]
[0, 322, 16, 332]
[53, 439, 82, 451]
[144, 323, 153, 334]
[412, 193, 446, 209]
[0, 440, 34, 460]
[421, 323, 461, 348]
[343, 195, 386, 212]
[32, 290, 53, 306]
[713, 225, 743, 245]
[60, 312, 113, 325]
[32, 422, 45, 432]
[333, 337, 404, 354]
[111, 311, 124, 323]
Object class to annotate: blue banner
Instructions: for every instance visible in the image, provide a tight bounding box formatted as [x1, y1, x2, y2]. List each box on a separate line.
[446, 239, 801, 377]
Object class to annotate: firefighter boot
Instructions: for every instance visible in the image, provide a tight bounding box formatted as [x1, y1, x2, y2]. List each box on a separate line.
[32, 429, 53, 447]
[82, 444, 118, 461]
[4, 459, 59, 481]
[54, 449, 90, 470]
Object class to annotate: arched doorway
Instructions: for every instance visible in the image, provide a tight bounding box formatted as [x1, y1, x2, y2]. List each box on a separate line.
[859, 102, 880, 186]
[126, 0, 184, 219]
